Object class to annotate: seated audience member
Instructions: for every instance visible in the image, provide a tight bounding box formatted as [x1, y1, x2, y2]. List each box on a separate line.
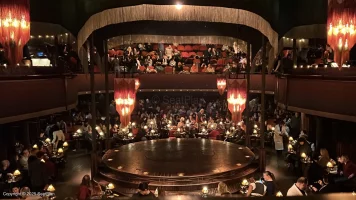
[287, 177, 308, 196]
[216, 182, 231, 197]
[317, 148, 330, 168]
[339, 155, 356, 180]
[295, 137, 312, 158]
[131, 182, 157, 199]
[19, 149, 30, 170]
[206, 64, 215, 73]
[246, 176, 266, 197]
[263, 171, 277, 196]
[0, 160, 11, 182]
[190, 64, 198, 73]
[78, 175, 91, 200]
[311, 176, 334, 193]
[175, 62, 183, 73]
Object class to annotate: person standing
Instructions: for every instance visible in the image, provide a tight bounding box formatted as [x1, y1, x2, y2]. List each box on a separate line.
[274, 120, 288, 167]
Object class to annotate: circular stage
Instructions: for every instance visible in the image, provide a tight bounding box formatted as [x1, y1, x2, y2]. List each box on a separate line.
[97, 139, 258, 195]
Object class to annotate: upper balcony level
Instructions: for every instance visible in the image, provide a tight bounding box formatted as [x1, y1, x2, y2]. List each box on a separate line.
[1, 68, 356, 124]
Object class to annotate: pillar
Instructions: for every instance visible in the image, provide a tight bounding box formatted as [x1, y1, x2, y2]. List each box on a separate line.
[89, 34, 98, 179]
[300, 113, 309, 133]
[103, 39, 111, 150]
[245, 42, 251, 147]
[22, 122, 31, 148]
[293, 38, 297, 67]
[259, 35, 267, 172]
[315, 117, 323, 152]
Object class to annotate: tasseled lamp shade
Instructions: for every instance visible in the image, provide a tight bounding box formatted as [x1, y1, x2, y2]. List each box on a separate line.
[0, 0, 30, 66]
[327, 0, 356, 66]
[114, 78, 136, 127]
[216, 78, 226, 95]
[227, 79, 247, 123]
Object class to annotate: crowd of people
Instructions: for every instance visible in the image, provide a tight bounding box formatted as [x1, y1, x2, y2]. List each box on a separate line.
[109, 42, 247, 74]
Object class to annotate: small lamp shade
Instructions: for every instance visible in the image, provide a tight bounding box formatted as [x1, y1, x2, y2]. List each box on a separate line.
[288, 144, 293, 150]
[151, 130, 155, 133]
[58, 148, 64, 153]
[289, 137, 294, 141]
[301, 153, 307, 158]
[254, 124, 258, 128]
[202, 187, 208, 194]
[276, 191, 283, 197]
[63, 142, 68, 147]
[45, 138, 51, 143]
[33, 144, 38, 149]
[13, 170, 21, 176]
[253, 129, 257, 134]
[226, 131, 230, 135]
[271, 127, 275, 131]
[107, 183, 115, 190]
[47, 184, 55, 192]
[40, 159, 45, 163]
[144, 126, 148, 129]
[327, 162, 334, 168]
[76, 129, 82, 134]
[242, 179, 249, 186]
[128, 133, 133, 137]
[99, 131, 104, 136]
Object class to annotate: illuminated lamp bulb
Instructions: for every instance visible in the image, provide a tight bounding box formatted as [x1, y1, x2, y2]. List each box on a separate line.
[276, 191, 283, 197]
[144, 126, 148, 129]
[177, 128, 181, 132]
[219, 122, 223, 125]
[76, 129, 82, 134]
[301, 152, 307, 158]
[63, 142, 68, 147]
[253, 129, 257, 134]
[99, 131, 104, 136]
[202, 128, 206, 132]
[288, 144, 293, 150]
[151, 130, 155, 133]
[13, 170, 21, 176]
[237, 122, 241, 126]
[95, 126, 100, 130]
[168, 120, 172, 124]
[324, 65, 328, 68]
[132, 122, 136, 126]
[300, 65, 303, 69]
[128, 133, 133, 137]
[210, 125, 214, 128]
[175, 2, 183, 10]
[315, 65, 318, 69]
[150, 121, 154, 125]
[41, 159, 45, 163]
[33, 144, 38, 149]
[289, 136, 294, 141]
[242, 179, 249, 186]
[294, 65, 297, 69]
[202, 186, 208, 194]
[226, 131, 230, 135]
[107, 183, 115, 190]
[271, 127, 275, 131]
[254, 124, 258, 128]
[327, 162, 334, 168]
[45, 138, 51, 143]
[47, 184, 55, 192]
[58, 148, 64, 153]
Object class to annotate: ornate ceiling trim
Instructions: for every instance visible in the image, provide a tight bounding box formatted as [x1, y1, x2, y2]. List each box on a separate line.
[77, 4, 278, 58]
[107, 34, 247, 52]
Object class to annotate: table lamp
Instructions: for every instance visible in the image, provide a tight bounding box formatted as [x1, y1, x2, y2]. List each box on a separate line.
[271, 127, 275, 131]
[128, 133, 133, 137]
[327, 162, 334, 168]
[241, 179, 249, 186]
[63, 142, 68, 147]
[144, 126, 148, 129]
[289, 137, 294, 141]
[254, 124, 258, 129]
[301, 153, 307, 158]
[13, 170, 21, 176]
[276, 191, 283, 197]
[33, 144, 38, 149]
[45, 138, 51, 143]
[47, 184, 55, 192]
[288, 144, 293, 151]
[202, 186, 209, 197]
[107, 183, 115, 190]
[58, 148, 64, 153]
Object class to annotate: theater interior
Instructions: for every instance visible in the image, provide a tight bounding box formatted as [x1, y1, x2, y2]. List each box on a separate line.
[1, 0, 356, 199]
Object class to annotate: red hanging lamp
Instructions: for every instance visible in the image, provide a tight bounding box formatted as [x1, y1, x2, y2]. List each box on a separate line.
[0, 0, 30, 66]
[114, 78, 136, 127]
[216, 78, 226, 95]
[227, 79, 247, 123]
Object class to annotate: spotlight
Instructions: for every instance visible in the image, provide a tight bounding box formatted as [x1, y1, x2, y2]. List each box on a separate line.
[175, 2, 183, 10]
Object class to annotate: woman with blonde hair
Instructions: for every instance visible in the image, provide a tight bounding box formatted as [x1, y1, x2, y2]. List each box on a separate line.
[216, 182, 231, 196]
[317, 148, 330, 168]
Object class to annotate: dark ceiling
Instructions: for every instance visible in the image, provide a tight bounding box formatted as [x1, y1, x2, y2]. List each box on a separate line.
[30, 0, 327, 37]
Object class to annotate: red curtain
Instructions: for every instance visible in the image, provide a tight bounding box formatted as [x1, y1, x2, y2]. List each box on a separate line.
[327, 0, 356, 66]
[0, 0, 30, 66]
[114, 78, 136, 127]
[227, 79, 247, 123]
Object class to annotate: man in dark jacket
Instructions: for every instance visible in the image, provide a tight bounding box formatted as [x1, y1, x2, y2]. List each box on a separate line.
[131, 182, 157, 199]
[29, 151, 48, 192]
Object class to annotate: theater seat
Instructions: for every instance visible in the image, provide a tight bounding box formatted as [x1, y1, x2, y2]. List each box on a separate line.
[139, 66, 146, 72]
[141, 51, 148, 56]
[165, 66, 173, 74]
[108, 50, 116, 57]
[183, 66, 190, 71]
[197, 52, 204, 57]
[217, 59, 224, 65]
[181, 52, 190, 58]
[209, 130, 220, 140]
[178, 45, 185, 51]
[192, 45, 200, 51]
[117, 50, 124, 56]
[188, 52, 196, 57]
[199, 46, 207, 51]
[185, 45, 193, 52]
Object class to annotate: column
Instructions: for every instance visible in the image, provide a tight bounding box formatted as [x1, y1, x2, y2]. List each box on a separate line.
[22, 122, 31, 148]
[89, 34, 98, 179]
[103, 39, 111, 150]
[315, 117, 323, 152]
[259, 35, 267, 172]
[300, 113, 309, 133]
[293, 38, 297, 67]
[245, 42, 251, 147]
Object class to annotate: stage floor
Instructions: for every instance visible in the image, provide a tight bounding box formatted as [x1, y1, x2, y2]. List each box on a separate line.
[104, 138, 255, 177]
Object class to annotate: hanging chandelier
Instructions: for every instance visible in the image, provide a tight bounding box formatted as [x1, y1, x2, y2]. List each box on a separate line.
[327, 0, 356, 66]
[227, 79, 247, 123]
[114, 78, 136, 127]
[216, 78, 226, 95]
[0, 0, 30, 66]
